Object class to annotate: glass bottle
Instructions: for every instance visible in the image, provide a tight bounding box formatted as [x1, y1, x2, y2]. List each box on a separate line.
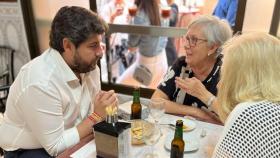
[170, 120, 185, 158]
[130, 87, 142, 120]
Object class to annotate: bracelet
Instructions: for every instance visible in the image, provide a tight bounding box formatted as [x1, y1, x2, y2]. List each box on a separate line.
[92, 112, 103, 121]
[207, 96, 216, 107]
[88, 115, 98, 124]
[88, 112, 103, 124]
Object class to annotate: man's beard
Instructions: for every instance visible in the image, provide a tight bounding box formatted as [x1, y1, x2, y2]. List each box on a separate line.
[70, 51, 100, 73]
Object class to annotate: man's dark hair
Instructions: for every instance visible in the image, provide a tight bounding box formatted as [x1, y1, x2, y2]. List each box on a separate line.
[49, 6, 108, 53]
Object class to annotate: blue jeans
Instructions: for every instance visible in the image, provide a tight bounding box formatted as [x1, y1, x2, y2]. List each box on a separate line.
[4, 148, 53, 158]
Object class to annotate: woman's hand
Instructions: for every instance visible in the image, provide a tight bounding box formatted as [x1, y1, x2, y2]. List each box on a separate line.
[175, 77, 208, 99]
[93, 90, 118, 119]
[110, 6, 124, 23]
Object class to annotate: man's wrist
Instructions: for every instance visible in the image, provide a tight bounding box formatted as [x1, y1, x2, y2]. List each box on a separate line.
[88, 112, 103, 124]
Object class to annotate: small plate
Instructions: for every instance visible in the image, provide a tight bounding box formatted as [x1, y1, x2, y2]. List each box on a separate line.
[170, 119, 196, 132]
[164, 134, 199, 152]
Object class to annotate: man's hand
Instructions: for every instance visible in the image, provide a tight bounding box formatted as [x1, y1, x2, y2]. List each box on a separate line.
[93, 90, 118, 119]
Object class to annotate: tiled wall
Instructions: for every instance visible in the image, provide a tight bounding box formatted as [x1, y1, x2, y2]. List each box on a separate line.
[0, 2, 30, 76]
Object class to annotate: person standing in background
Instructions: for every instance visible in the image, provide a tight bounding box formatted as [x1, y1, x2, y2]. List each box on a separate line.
[99, 0, 134, 81]
[165, 0, 179, 66]
[0, 6, 118, 157]
[117, 0, 168, 89]
[96, 0, 111, 13]
[99, 0, 129, 24]
[213, 0, 238, 28]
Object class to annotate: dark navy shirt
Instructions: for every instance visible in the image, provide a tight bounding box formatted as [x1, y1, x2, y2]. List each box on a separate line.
[158, 56, 222, 109]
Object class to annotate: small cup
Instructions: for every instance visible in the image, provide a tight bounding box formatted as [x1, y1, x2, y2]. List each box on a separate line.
[128, 4, 137, 17]
[161, 6, 171, 19]
[106, 114, 118, 124]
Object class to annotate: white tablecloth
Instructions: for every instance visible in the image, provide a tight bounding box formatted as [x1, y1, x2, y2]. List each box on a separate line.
[71, 114, 223, 158]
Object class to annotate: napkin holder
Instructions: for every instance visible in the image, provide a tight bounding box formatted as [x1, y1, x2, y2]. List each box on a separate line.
[94, 120, 131, 158]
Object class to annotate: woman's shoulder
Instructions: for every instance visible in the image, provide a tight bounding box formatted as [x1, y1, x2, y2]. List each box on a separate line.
[167, 56, 187, 74]
[227, 101, 266, 117]
[216, 54, 223, 66]
[212, 100, 280, 158]
[225, 100, 280, 125]
[233, 101, 279, 113]
[173, 56, 187, 67]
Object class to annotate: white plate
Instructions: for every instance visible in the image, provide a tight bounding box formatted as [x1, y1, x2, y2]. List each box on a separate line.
[164, 134, 199, 152]
[170, 118, 196, 132]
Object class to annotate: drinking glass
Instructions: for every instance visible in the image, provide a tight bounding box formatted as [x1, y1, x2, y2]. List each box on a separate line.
[149, 98, 165, 135]
[142, 120, 161, 158]
[149, 98, 165, 124]
[161, 6, 171, 26]
[128, 4, 137, 24]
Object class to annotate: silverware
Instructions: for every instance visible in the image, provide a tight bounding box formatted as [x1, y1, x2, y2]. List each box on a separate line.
[200, 129, 207, 138]
[159, 123, 176, 128]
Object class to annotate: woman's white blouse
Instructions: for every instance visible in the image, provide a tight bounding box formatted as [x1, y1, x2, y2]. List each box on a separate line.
[212, 101, 280, 158]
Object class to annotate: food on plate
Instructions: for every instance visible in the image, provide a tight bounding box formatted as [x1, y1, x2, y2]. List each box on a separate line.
[182, 124, 189, 131]
[131, 120, 144, 145]
[132, 126, 142, 139]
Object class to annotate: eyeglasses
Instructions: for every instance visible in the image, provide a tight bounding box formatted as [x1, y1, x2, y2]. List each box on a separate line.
[183, 35, 208, 48]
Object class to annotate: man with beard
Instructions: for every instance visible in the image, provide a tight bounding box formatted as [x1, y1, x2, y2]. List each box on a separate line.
[0, 6, 118, 158]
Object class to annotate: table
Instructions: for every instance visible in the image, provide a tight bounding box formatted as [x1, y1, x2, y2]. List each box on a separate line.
[58, 114, 223, 158]
[56, 134, 94, 158]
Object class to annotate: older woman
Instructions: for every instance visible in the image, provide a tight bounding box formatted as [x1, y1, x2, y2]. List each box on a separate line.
[152, 15, 232, 123]
[212, 33, 280, 158]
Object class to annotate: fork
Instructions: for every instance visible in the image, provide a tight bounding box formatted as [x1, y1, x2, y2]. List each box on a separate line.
[159, 123, 176, 128]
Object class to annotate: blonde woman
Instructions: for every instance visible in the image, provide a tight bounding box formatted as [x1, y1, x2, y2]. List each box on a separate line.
[212, 32, 280, 158]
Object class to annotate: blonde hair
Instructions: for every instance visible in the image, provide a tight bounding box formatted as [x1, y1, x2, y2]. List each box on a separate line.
[218, 32, 280, 122]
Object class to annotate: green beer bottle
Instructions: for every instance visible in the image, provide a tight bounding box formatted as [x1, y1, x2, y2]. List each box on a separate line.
[130, 87, 142, 120]
[170, 120, 185, 158]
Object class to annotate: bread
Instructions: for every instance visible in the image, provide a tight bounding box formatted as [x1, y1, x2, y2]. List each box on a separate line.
[131, 120, 144, 145]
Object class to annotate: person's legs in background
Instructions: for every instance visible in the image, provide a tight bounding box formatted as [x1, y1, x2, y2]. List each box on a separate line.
[117, 50, 168, 89]
[145, 50, 168, 88]
[116, 62, 140, 87]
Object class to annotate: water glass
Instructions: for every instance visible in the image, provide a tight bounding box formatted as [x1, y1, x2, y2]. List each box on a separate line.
[142, 120, 161, 158]
[149, 98, 165, 124]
